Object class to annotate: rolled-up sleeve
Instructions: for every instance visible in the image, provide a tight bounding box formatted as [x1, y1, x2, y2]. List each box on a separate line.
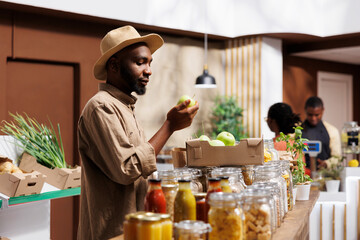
[79, 101, 156, 185]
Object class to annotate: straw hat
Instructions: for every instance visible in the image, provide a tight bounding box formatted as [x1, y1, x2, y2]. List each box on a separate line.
[93, 25, 164, 80]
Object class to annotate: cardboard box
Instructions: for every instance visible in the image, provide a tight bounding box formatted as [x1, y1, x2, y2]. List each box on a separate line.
[171, 147, 187, 168]
[186, 138, 264, 167]
[19, 153, 81, 189]
[0, 156, 46, 197]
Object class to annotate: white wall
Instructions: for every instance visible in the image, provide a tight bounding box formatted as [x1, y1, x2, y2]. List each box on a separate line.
[261, 37, 283, 139]
[3, 0, 360, 37]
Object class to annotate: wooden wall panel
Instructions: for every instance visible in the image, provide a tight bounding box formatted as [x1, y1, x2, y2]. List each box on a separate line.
[6, 61, 76, 240]
[283, 55, 360, 123]
[12, 12, 103, 110]
[0, 11, 13, 121]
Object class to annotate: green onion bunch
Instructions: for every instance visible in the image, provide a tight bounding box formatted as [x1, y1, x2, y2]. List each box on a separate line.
[1, 112, 67, 169]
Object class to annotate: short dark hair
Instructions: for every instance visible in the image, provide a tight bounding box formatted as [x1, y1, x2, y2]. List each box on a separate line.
[268, 102, 301, 134]
[305, 96, 323, 109]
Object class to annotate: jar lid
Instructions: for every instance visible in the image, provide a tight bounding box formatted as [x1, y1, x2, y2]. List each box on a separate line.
[208, 177, 221, 182]
[264, 160, 281, 166]
[208, 192, 236, 205]
[237, 188, 271, 198]
[174, 220, 211, 234]
[194, 192, 207, 199]
[251, 182, 278, 189]
[178, 179, 191, 183]
[149, 179, 161, 183]
[159, 213, 171, 220]
[212, 167, 242, 176]
[254, 164, 278, 172]
[141, 215, 161, 222]
[158, 169, 177, 177]
[247, 185, 277, 194]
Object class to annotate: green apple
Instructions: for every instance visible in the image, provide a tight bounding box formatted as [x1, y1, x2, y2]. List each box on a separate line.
[216, 131, 236, 146]
[209, 139, 225, 146]
[199, 135, 211, 142]
[177, 95, 196, 108]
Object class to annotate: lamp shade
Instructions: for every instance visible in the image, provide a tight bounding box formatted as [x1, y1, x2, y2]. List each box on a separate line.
[195, 69, 217, 88]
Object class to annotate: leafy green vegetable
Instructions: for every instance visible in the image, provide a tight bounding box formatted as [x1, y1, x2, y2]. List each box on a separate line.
[1, 112, 67, 169]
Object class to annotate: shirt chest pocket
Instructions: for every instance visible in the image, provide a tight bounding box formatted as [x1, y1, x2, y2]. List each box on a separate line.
[127, 129, 142, 146]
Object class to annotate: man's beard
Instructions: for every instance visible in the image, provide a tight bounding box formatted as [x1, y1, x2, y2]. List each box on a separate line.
[120, 65, 146, 95]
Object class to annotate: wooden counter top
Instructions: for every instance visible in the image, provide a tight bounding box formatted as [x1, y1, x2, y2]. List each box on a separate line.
[273, 189, 320, 240]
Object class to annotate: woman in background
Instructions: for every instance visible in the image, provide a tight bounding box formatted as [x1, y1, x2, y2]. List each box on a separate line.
[266, 102, 301, 141]
[266, 102, 310, 175]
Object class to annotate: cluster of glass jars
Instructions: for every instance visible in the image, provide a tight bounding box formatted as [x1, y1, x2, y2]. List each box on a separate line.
[136, 155, 294, 240]
[123, 212, 172, 240]
[341, 121, 360, 154]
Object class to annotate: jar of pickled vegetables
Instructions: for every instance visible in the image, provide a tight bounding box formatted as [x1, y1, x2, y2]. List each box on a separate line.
[174, 220, 212, 240]
[158, 170, 179, 220]
[174, 179, 196, 222]
[208, 192, 244, 240]
[246, 184, 278, 231]
[254, 164, 288, 218]
[211, 167, 246, 193]
[240, 165, 254, 186]
[159, 213, 173, 240]
[279, 160, 293, 211]
[144, 179, 167, 213]
[249, 182, 282, 229]
[137, 214, 162, 240]
[237, 189, 273, 240]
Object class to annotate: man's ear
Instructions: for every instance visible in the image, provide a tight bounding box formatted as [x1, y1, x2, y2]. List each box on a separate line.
[108, 57, 119, 72]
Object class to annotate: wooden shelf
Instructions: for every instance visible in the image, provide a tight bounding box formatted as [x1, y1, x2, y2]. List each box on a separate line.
[273, 189, 320, 240]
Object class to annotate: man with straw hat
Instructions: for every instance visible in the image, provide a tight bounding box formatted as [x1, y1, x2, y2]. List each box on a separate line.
[77, 25, 199, 239]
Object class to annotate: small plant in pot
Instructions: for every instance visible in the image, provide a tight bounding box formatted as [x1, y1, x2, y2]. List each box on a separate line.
[277, 126, 312, 201]
[318, 156, 344, 192]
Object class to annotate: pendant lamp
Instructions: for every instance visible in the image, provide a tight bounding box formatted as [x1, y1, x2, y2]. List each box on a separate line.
[195, 33, 217, 88]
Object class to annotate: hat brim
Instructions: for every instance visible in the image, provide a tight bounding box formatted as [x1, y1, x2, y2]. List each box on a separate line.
[93, 33, 164, 80]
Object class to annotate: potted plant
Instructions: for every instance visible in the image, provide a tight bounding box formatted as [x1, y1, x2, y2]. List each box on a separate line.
[210, 95, 247, 140]
[277, 126, 313, 201]
[318, 156, 344, 192]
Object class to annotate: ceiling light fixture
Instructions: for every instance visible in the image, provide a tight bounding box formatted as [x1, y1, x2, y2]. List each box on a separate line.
[195, 32, 217, 88]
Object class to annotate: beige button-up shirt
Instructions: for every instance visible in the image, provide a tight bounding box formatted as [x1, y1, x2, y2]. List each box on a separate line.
[77, 83, 156, 240]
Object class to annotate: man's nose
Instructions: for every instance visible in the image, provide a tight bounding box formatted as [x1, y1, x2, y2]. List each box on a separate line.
[144, 65, 152, 76]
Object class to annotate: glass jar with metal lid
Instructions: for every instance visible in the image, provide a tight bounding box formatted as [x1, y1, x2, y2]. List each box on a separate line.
[137, 214, 162, 240]
[341, 121, 360, 154]
[264, 139, 280, 162]
[174, 220, 212, 240]
[175, 167, 203, 193]
[247, 182, 281, 230]
[265, 160, 293, 212]
[159, 213, 173, 240]
[211, 167, 246, 193]
[254, 164, 288, 218]
[174, 179, 196, 222]
[208, 192, 244, 240]
[279, 160, 294, 211]
[158, 170, 178, 220]
[237, 189, 273, 240]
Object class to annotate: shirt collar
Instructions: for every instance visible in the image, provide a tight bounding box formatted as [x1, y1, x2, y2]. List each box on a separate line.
[98, 83, 137, 109]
